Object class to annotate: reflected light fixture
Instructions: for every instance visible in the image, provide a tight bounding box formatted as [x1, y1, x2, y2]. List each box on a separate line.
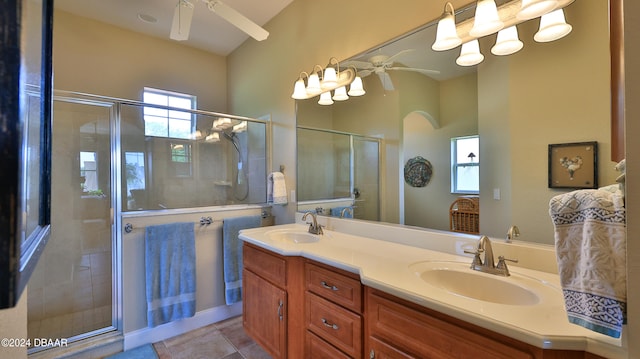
[469, 0, 504, 38]
[517, 0, 559, 20]
[318, 92, 334, 105]
[233, 121, 247, 133]
[534, 8, 572, 42]
[456, 40, 484, 66]
[291, 72, 309, 99]
[205, 132, 220, 142]
[333, 86, 349, 101]
[491, 26, 523, 56]
[432, 2, 462, 51]
[348, 73, 366, 96]
[191, 129, 203, 140]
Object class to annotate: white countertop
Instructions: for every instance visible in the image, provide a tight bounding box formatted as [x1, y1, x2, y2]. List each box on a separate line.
[239, 223, 626, 359]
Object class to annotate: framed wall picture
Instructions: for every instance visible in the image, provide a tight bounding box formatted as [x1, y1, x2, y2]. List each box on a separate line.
[0, 0, 54, 308]
[548, 141, 598, 189]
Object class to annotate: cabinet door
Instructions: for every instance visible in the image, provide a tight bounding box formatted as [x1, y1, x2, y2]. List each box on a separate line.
[243, 269, 286, 358]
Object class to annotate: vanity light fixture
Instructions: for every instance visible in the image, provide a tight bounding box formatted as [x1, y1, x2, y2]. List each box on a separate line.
[306, 65, 324, 96]
[534, 8, 572, 42]
[469, 0, 504, 37]
[432, 2, 462, 51]
[516, 0, 558, 20]
[318, 92, 334, 106]
[456, 40, 484, 66]
[433, 0, 575, 66]
[332, 86, 349, 101]
[291, 72, 309, 99]
[491, 25, 523, 55]
[321, 58, 339, 89]
[291, 60, 362, 104]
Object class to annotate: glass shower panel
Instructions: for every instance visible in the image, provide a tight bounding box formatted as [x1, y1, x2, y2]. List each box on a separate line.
[353, 137, 380, 221]
[120, 104, 267, 210]
[297, 128, 351, 201]
[27, 99, 114, 348]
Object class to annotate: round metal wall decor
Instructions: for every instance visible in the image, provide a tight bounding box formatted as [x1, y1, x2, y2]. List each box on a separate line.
[404, 156, 433, 187]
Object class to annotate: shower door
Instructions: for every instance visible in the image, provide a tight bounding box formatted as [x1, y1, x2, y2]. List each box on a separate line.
[353, 137, 380, 221]
[27, 98, 116, 351]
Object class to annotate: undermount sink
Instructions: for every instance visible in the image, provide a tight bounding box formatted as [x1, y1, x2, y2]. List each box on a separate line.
[409, 261, 556, 306]
[267, 230, 321, 244]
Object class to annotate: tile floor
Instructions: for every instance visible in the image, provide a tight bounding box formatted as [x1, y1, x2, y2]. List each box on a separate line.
[152, 316, 271, 359]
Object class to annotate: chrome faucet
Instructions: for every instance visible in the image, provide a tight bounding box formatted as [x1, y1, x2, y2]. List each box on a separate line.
[340, 207, 353, 218]
[506, 225, 520, 243]
[302, 211, 323, 235]
[465, 236, 518, 276]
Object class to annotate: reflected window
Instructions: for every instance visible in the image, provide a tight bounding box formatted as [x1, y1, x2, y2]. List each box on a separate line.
[125, 152, 146, 192]
[171, 143, 192, 177]
[143, 87, 196, 139]
[80, 151, 99, 194]
[451, 135, 479, 194]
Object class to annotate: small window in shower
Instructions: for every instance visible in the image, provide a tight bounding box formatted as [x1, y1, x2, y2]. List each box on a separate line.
[143, 87, 196, 139]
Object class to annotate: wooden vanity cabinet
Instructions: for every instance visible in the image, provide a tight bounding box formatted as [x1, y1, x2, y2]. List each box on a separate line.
[243, 243, 606, 359]
[304, 260, 364, 358]
[365, 287, 606, 359]
[242, 243, 305, 358]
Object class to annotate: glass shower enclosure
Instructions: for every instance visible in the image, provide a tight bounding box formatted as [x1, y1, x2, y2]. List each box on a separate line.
[27, 91, 269, 353]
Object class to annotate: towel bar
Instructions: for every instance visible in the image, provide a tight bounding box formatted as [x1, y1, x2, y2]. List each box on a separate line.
[123, 216, 214, 233]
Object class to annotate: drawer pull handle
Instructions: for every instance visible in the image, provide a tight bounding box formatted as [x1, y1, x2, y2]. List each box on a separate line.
[321, 318, 339, 330]
[277, 300, 283, 321]
[320, 281, 339, 291]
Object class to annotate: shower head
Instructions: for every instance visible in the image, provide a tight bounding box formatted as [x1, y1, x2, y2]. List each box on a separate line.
[221, 130, 240, 154]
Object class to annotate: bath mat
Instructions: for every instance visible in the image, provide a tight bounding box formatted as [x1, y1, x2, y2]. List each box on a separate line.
[105, 344, 158, 359]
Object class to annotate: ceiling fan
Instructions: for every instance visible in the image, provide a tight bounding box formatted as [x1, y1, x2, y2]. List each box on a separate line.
[345, 49, 440, 91]
[170, 0, 269, 42]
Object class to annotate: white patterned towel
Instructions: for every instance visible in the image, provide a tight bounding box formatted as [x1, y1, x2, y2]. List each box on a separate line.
[549, 185, 626, 338]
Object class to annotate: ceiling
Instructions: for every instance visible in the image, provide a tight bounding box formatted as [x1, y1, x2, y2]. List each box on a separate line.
[54, 0, 295, 56]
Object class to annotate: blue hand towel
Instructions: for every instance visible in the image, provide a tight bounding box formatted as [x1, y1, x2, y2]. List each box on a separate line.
[223, 215, 263, 304]
[145, 222, 196, 328]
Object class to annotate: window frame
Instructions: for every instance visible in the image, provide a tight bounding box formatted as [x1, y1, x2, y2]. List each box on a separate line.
[142, 87, 197, 139]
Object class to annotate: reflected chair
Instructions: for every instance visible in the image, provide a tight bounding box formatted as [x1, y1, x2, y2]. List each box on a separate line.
[449, 196, 480, 234]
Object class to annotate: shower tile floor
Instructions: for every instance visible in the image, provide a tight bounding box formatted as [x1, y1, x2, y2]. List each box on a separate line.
[152, 316, 271, 359]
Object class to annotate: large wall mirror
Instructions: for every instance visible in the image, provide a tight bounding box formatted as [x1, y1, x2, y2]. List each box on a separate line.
[296, 0, 618, 245]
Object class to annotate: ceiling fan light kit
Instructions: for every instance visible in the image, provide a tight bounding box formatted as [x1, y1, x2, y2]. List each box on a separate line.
[291, 58, 364, 105]
[434, 0, 574, 66]
[170, 0, 269, 43]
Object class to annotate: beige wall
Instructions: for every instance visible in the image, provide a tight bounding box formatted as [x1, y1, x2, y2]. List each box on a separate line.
[53, 10, 227, 112]
[0, 294, 27, 358]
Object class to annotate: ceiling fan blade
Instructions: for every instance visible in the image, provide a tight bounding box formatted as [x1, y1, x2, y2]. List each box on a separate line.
[387, 67, 441, 75]
[384, 49, 415, 65]
[358, 70, 373, 77]
[342, 60, 374, 70]
[207, 1, 269, 41]
[170, 0, 194, 41]
[377, 72, 394, 91]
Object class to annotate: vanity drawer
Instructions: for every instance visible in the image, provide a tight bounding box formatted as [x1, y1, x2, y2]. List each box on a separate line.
[305, 330, 351, 359]
[305, 261, 362, 312]
[243, 243, 286, 287]
[306, 291, 362, 358]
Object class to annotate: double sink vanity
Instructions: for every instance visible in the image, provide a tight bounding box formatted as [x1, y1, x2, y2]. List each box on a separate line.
[239, 215, 624, 359]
